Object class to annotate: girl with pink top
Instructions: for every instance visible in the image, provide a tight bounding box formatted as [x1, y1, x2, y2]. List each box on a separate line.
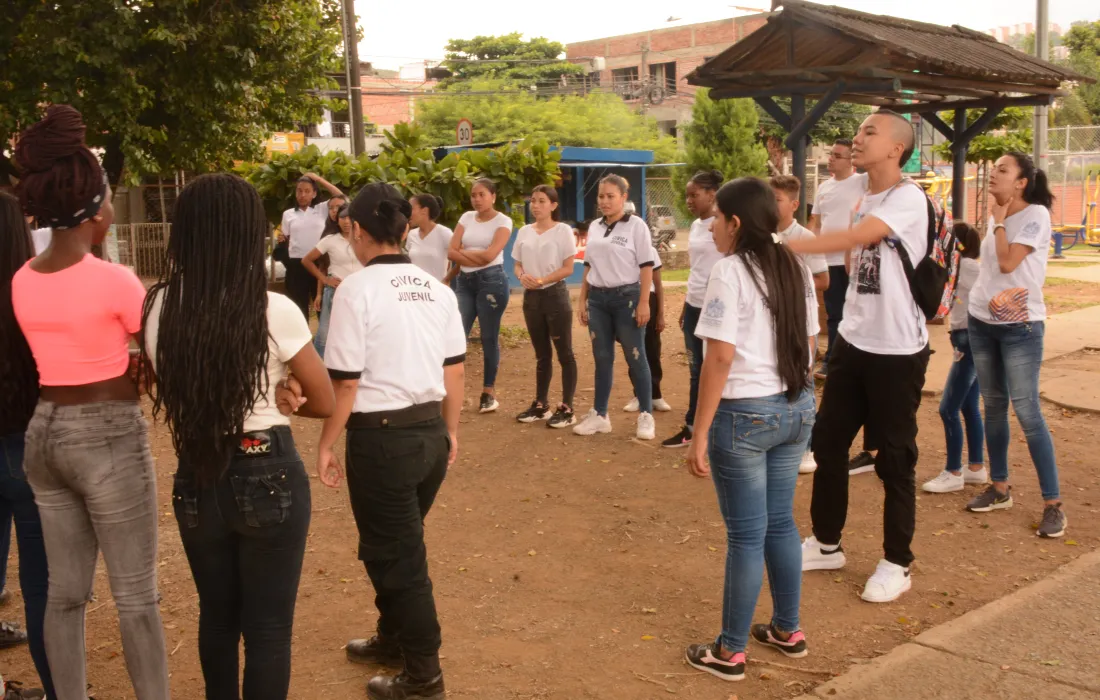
[11, 106, 170, 699]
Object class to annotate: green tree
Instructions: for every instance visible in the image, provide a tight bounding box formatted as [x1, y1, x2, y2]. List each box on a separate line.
[0, 0, 342, 185]
[671, 89, 768, 211]
[1052, 92, 1093, 126]
[1063, 21, 1100, 123]
[439, 33, 584, 88]
[931, 107, 1033, 164]
[414, 81, 677, 162]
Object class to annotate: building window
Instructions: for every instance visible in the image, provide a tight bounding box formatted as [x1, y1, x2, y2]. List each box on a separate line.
[649, 61, 677, 94]
[587, 71, 602, 87]
[657, 120, 678, 138]
[611, 66, 639, 90]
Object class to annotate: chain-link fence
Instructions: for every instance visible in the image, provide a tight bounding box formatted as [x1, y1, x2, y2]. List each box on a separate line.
[645, 177, 691, 230]
[1046, 125, 1100, 229]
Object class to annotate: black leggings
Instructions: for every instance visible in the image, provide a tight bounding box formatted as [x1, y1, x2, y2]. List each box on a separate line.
[628, 293, 663, 400]
[522, 283, 577, 407]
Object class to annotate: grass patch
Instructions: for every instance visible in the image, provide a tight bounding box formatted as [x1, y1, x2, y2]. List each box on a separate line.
[660, 268, 691, 283]
[468, 322, 530, 350]
[1042, 277, 1100, 315]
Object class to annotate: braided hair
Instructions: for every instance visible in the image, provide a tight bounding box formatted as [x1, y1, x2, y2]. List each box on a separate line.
[0, 192, 39, 431]
[141, 174, 271, 479]
[15, 105, 103, 226]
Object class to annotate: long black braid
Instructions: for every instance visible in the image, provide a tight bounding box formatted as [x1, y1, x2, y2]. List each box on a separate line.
[0, 191, 39, 434]
[141, 174, 271, 480]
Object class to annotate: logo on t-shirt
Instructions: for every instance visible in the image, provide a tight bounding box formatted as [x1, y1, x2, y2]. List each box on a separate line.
[856, 244, 882, 295]
[703, 297, 726, 322]
[391, 274, 435, 302]
[610, 235, 630, 248]
[1022, 221, 1040, 237]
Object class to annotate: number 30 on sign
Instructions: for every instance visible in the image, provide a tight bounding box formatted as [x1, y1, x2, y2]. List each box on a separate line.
[456, 119, 474, 146]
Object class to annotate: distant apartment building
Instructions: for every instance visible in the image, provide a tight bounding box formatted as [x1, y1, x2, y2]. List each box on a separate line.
[986, 22, 1063, 43]
[565, 13, 769, 136]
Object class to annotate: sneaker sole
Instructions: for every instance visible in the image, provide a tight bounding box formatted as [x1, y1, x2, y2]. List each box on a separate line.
[802, 553, 846, 571]
[516, 414, 551, 423]
[861, 575, 912, 603]
[1037, 514, 1067, 539]
[662, 441, 691, 449]
[548, 418, 577, 429]
[848, 465, 876, 476]
[479, 403, 499, 414]
[922, 482, 964, 494]
[685, 658, 745, 682]
[636, 434, 655, 441]
[367, 689, 444, 700]
[573, 426, 612, 436]
[798, 466, 817, 474]
[754, 640, 808, 659]
[966, 498, 1013, 513]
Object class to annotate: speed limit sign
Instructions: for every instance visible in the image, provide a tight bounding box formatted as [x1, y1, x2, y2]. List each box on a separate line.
[456, 119, 474, 146]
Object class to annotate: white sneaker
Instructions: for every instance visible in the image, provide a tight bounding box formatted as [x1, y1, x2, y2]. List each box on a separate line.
[653, 398, 673, 412]
[921, 470, 964, 493]
[636, 412, 656, 440]
[801, 536, 846, 571]
[623, 397, 640, 412]
[799, 451, 817, 474]
[964, 466, 989, 484]
[573, 409, 612, 436]
[861, 559, 912, 603]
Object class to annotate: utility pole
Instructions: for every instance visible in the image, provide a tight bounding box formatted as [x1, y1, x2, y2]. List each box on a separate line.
[341, 0, 366, 156]
[640, 40, 650, 116]
[1033, 0, 1049, 169]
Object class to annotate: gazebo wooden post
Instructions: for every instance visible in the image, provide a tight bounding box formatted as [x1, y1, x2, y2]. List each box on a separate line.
[952, 108, 968, 222]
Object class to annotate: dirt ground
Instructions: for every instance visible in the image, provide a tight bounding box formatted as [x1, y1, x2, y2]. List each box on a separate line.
[2, 288, 1099, 700]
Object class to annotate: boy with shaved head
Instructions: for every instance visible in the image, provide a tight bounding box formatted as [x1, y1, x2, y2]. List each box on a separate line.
[787, 110, 931, 603]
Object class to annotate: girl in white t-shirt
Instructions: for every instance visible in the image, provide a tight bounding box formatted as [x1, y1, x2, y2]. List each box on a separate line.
[140, 173, 335, 700]
[448, 178, 513, 414]
[965, 152, 1065, 538]
[406, 194, 455, 283]
[303, 205, 365, 359]
[512, 186, 578, 428]
[684, 177, 817, 682]
[662, 170, 722, 448]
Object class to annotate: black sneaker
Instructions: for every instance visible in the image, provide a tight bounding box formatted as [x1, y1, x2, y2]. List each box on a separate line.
[346, 636, 403, 667]
[661, 425, 693, 449]
[0, 622, 27, 649]
[478, 393, 499, 414]
[516, 401, 551, 423]
[547, 405, 576, 429]
[685, 642, 745, 681]
[367, 672, 445, 700]
[3, 681, 45, 700]
[966, 485, 1013, 513]
[848, 450, 876, 476]
[1037, 503, 1067, 538]
[750, 623, 808, 658]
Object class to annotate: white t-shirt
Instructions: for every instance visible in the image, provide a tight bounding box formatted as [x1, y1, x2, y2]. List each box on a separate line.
[584, 214, 655, 288]
[282, 203, 329, 259]
[814, 174, 867, 266]
[778, 220, 828, 276]
[969, 206, 1051, 324]
[838, 180, 930, 355]
[456, 210, 512, 273]
[511, 222, 577, 287]
[950, 257, 980, 331]
[314, 233, 364, 280]
[325, 256, 467, 413]
[650, 245, 663, 293]
[695, 255, 819, 399]
[145, 291, 312, 432]
[686, 217, 722, 308]
[407, 224, 454, 281]
[31, 227, 51, 256]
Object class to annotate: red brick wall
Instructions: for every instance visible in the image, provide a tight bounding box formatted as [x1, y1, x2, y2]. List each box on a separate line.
[693, 19, 738, 47]
[650, 28, 693, 53]
[567, 40, 605, 59]
[359, 77, 436, 129]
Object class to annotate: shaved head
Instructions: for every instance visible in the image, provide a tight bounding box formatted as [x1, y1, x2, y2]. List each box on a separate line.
[873, 109, 916, 166]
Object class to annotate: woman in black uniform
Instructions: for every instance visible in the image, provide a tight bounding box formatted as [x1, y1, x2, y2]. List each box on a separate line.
[317, 182, 466, 700]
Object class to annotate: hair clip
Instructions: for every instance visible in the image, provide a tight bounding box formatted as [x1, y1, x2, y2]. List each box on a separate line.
[771, 232, 782, 244]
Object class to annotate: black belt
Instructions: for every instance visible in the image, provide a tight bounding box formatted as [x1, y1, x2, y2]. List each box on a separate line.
[347, 401, 442, 429]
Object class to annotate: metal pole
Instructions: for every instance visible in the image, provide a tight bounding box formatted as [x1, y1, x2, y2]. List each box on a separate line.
[1033, 0, 1049, 170]
[952, 108, 968, 222]
[640, 40, 649, 116]
[342, 0, 366, 156]
[791, 95, 808, 224]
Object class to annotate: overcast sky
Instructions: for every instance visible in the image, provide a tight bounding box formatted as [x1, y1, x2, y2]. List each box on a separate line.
[355, 0, 1100, 71]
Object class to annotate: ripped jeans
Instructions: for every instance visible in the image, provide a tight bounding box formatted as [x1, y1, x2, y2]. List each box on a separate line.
[456, 265, 510, 388]
[588, 284, 652, 416]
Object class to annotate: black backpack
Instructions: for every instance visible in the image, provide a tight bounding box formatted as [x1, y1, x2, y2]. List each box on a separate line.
[888, 185, 959, 322]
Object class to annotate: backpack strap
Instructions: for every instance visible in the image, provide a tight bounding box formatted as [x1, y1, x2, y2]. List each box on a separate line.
[889, 191, 939, 287]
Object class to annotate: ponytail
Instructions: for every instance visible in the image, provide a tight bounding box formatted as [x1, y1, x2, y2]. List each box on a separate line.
[1007, 152, 1055, 209]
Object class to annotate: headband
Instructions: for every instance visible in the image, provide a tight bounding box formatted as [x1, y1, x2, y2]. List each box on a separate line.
[49, 168, 108, 230]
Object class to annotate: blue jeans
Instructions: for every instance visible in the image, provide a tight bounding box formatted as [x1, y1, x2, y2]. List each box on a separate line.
[588, 284, 651, 416]
[456, 265, 510, 388]
[0, 433, 54, 698]
[968, 316, 1060, 500]
[313, 285, 335, 360]
[709, 390, 814, 653]
[682, 302, 704, 428]
[940, 329, 984, 473]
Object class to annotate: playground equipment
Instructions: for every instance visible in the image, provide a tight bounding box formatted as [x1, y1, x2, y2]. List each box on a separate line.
[913, 172, 976, 216]
[1051, 173, 1100, 255]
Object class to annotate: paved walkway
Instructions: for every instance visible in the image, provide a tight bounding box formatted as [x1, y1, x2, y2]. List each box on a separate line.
[794, 550, 1100, 699]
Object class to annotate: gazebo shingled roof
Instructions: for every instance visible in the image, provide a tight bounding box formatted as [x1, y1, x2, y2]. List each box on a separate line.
[687, 0, 1095, 221]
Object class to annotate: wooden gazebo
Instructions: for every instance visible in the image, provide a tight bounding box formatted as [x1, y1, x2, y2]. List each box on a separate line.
[687, 0, 1093, 222]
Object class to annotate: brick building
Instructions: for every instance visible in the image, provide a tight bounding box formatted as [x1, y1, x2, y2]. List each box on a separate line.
[565, 13, 769, 135]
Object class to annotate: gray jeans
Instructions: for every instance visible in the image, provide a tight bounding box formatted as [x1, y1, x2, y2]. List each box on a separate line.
[25, 401, 169, 700]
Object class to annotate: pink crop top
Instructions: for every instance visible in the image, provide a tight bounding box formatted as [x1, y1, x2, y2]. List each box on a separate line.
[12, 255, 146, 386]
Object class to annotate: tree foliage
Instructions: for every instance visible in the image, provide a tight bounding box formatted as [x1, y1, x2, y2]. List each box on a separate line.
[439, 33, 584, 88]
[931, 107, 1033, 165]
[757, 99, 871, 145]
[1062, 21, 1100, 124]
[237, 123, 561, 228]
[0, 0, 343, 185]
[414, 81, 678, 162]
